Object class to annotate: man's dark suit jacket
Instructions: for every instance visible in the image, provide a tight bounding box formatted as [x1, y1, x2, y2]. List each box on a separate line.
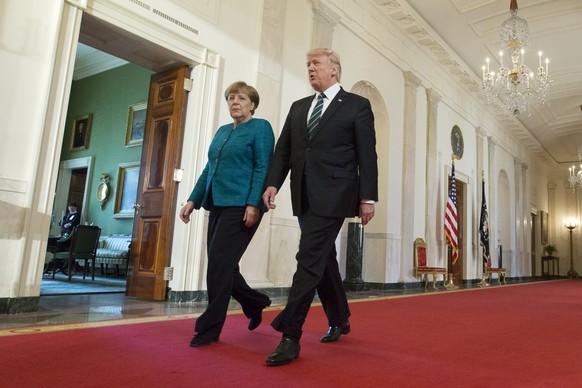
[266, 87, 378, 218]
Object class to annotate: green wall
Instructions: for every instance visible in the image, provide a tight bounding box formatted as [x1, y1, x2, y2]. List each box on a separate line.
[61, 63, 153, 236]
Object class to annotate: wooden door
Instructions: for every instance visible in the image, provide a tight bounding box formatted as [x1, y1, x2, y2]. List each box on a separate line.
[68, 168, 87, 213]
[126, 65, 191, 300]
[531, 213, 537, 276]
[448, 178, 464, 285]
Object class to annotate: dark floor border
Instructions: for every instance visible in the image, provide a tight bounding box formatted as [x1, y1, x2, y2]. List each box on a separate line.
[166, 276, 557, 303]
[0, 296, 40, 314]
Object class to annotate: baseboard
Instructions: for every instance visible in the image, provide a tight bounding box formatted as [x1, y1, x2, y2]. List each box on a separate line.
[0, 296, 39, 314]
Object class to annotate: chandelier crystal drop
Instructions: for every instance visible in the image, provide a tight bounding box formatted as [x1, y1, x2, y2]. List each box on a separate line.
[481, 0, 552, 116]
[568, 147, 582, 191]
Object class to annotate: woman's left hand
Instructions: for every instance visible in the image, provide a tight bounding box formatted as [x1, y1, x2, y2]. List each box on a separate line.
[243, 205, 260, 228]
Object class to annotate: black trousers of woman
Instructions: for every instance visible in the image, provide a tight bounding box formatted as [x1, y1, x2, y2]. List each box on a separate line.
[194, 206, 271, 340]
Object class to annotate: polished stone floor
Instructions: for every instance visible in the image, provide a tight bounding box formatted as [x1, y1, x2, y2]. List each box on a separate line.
[0, 277, 540, 330]
[41, 273, 126, 295]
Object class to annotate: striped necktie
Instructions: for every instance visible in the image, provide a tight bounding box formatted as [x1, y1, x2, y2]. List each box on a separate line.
[307, 93, 325, 138]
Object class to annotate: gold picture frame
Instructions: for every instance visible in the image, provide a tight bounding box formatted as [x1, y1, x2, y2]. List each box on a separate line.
[125, 102, 147, 147]
[70, 113, 92, 151]
[114, 162, 140, 218]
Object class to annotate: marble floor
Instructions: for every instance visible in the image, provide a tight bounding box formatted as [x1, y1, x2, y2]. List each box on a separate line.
[0, 277, 538, 331]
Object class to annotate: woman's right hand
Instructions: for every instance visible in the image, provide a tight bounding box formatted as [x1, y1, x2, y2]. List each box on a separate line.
[179, 201, 195, 224]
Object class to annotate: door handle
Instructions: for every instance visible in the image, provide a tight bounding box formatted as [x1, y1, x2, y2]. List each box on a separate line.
[133, 203, 144, 210]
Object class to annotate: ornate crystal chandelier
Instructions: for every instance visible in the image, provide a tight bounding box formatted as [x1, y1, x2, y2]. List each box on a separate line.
[569, 147, 582, 190]
[481, 0, 551, 116]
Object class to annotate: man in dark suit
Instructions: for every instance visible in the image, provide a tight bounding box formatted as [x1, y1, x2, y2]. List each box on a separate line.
[262, 48, 378, 366]
[60, 202, 80, 237]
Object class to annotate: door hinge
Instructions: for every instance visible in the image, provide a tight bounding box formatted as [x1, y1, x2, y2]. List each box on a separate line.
[184, 78, 193, 92]
[173, 168, 184, 182]
[164, 266, 174, 281]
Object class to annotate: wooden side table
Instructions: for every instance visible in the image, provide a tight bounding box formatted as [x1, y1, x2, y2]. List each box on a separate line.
[541, 256, 559, 276]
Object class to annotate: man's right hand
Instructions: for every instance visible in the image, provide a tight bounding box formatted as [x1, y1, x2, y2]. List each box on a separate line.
[262, 186, 278, 209]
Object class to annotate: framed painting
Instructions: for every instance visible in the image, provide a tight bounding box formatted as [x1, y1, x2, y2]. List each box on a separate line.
[540, 210, 548, 245]
[114, 162, 140, 218]
[70, 114, 92, 151]
[125, 102, 147, 147]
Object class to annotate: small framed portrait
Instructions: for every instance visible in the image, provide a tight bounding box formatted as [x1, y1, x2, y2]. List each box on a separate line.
[114, 162, 141, 218]
[70, 114, 92, 151]
[125, 102, 147, 147]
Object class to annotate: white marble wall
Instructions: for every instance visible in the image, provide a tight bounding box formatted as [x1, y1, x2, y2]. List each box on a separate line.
[1, 0, 567, 308]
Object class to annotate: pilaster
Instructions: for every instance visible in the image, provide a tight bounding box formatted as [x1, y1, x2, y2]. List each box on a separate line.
[425, 88, 441, 266]
[401, 71, 421, 280]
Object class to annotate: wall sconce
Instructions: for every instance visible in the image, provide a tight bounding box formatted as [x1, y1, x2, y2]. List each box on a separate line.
[563, 219, 578, 279]
[96, 173, 110, 209]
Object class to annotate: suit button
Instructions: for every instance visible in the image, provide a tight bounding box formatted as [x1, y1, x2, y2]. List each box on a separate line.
[306, 148, 311, 152]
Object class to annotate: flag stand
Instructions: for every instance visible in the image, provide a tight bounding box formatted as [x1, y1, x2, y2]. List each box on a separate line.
[444, 273, 458, 290]
[444, 245, 459, 290]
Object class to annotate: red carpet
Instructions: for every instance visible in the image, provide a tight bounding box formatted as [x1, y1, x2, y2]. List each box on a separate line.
[2, 280, 582, 387]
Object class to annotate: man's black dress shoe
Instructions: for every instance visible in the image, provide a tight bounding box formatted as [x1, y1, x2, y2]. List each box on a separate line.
[265, 336, 300, 366]
[190, 334, 219, 347]
[320, 321, 351, 343]
[248, 299, 272, 331]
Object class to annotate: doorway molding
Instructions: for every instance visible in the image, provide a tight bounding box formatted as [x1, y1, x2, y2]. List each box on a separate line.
[35, 0, 221, 298]
[51, 157, 94, 236]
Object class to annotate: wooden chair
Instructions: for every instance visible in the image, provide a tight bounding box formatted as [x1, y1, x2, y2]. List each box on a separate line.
[414, 238, 447, 289]
[45, 234, 73, 278]
[53, 225, 101, 281]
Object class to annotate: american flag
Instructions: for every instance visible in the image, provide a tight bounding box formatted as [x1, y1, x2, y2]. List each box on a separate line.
[479, 177, 491, 269]
[445, 163, 458, 265]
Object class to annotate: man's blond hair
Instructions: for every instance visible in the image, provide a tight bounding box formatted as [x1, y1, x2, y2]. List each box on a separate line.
[307, 48, 342, 82]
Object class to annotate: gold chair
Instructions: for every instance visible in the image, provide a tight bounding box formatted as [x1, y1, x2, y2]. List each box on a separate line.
[53, 225, 101, 281]
[413, 237, 447, 289]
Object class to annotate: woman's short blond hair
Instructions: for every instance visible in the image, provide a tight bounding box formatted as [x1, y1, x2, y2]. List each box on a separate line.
[224, 81, 260, 115]
[306, 48, 342, 82]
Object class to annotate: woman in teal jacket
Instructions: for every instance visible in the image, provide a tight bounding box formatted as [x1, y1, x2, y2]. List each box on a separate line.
[179, 81, 274, 347]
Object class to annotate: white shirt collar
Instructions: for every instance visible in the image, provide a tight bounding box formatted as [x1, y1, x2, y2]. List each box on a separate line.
[319, 82, 340, 101]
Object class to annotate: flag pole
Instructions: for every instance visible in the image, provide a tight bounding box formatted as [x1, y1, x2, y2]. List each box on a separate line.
[445, 155, 459, 290]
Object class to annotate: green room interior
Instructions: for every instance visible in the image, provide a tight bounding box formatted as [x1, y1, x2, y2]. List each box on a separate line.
[57, 63, 153, 237]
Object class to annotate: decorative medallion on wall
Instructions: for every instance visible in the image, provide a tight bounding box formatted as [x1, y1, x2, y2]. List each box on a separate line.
[96, 173, 110, 209]
[451, 125, 464, 160]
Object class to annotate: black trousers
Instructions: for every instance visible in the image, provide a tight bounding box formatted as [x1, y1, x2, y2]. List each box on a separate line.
[194, 206, 270, 339]
[271, 207, 350, 340]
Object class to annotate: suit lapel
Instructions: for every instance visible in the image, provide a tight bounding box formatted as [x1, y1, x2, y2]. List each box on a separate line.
[299, 96, 314, 139]
[309, 88, 347, 141]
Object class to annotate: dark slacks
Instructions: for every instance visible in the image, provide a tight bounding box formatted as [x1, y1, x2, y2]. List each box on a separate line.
[195, 206, 270, 339]
[271, 208, 350, 340]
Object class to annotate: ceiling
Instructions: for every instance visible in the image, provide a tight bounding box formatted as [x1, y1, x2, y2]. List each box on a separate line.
[394, 0, 582, 166]
[74, 13, 188, 81]
[74, 1, 582, 165]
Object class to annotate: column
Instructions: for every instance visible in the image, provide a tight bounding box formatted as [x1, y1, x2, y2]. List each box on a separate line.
[521, 161, 529, 275]
[401, 71, 421, 280]
[476, 127, 488, 277]
[311, 0, 340, 48]
[513, 156, 522, 277]
[488, 137, 497, 265]
[424, 89, 441, 266]
[250, 0, 288, 284]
